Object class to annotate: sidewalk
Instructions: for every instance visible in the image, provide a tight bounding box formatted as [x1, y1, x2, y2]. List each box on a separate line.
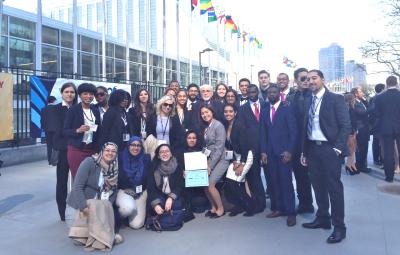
[0, 159, 399, 255]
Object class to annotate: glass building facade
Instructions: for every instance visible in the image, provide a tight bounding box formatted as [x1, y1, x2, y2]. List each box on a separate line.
[318, 43, 345, 82]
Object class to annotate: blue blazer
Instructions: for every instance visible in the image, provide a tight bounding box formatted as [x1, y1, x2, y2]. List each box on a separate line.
[64, 103, 101, 150]
[260, 102, 297, 157]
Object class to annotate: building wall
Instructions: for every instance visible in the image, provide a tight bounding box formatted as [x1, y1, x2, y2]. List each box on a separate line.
[319, 43, 344, 82]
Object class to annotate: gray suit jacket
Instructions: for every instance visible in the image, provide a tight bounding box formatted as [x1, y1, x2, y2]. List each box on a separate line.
[67, 157, 117, 210]
[204, 119, 226, 169]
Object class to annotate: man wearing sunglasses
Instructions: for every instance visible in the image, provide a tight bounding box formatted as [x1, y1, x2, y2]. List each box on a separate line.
[289, 68, 314, 215]
[94, 86, 109, 122]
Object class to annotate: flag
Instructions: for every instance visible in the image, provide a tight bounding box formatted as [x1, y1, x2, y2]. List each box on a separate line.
[191, 0, 198, 11]
[208, 6, 217, 22]
[225, 15, 238, 33]
[237, 26, 241, 38]
[217, 13, 225, 23]
[200, 0, 212, 15]
[242, 31, 248, 42]
[283, 56, 297, 68]
[249, 34, 255, 43]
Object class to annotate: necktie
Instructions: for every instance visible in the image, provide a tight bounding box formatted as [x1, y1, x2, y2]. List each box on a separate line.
[280, 92, 285, 102]
[307, 96, 317, 137]
[271, 105, 276, 123]
[254, 102, 260, 122]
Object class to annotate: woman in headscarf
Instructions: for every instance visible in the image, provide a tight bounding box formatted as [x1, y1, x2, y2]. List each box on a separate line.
[147, 144, 184, 229]
[67, 142, 123, 250]
[176, 130, 209, 220]
[117, 136, 151, 229]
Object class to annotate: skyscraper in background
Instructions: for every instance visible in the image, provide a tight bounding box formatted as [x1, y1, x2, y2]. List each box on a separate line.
[319, 43, 344, 82]
[345, 60, 367, 87]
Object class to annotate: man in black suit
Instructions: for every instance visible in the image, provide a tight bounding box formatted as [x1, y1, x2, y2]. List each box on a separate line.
[290, 68, 314, 214]
[375, 76, 400, 182]
[300, 70, 351, 244]
[351, 86, 371, 173]
[260, 84, 297, 226]
[235, 84, 267, 215]
[258, 70, 271, 102]
[238, 78, 250, 106]
[41, 96, 57, 164]
[368, 83, 385, 166]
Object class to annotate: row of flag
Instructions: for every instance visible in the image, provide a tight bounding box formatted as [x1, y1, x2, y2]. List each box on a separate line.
[191, 0, 263, 49]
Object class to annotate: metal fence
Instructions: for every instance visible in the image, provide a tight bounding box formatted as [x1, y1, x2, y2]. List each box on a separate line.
[0, 67, 168, 148]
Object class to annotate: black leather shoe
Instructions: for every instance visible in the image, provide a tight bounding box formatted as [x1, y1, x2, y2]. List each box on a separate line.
[296, 205, 315, 214]
[228, 208, 244, 217]
[360, 167, 372, 173]
[205, 211, 216, 217]
[302, 218, 331, 229]
[327, 228, 346, 244]
[385, 177, 394, 183]
[243, 211, 254, 217]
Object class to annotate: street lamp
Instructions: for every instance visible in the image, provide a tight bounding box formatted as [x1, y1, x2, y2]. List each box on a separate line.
[199, 48, 213, 85]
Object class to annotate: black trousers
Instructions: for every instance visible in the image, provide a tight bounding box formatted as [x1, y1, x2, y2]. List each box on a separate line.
[292, 152, 313, 208]
[56, 150, 69, 220]
[224, 179, 255, 213]
[355, 127, 370, 172]
[308, 142, 345, 229]
[45, 131, 55, 164]
[382, 133, 400, 180]
[247, 157, 266, 212]
[372, 135, 382, 163]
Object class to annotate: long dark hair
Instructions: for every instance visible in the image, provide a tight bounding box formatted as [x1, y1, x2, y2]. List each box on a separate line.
[134, 88, 155, 117]
[222, 103, 238, 129]
[60, 82, 78, 105]
[212, 82, 228, 103]
[184, 130, 203, 152]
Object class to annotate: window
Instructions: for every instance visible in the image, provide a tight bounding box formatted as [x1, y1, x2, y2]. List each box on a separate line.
[106, 43, 114, 58]
[129, 49, 141, 63]
[106, 58, 114, 78]
[115, 60, 126, 80]
[42, 26, 59, 45]
[0, 37, 8, 67]
[9, 38, 35, 69]
[42, 45, 59, 73]
[115, 45, 126, 60]
[61, 30, 73, 48]
[81, 53, 98, 77]
[1, 15, 7, 36]
[81, 36, 97, 53]
[61, 50, 73, 74]
[9, 17, 35, 40]
[129, 63, 141, 81]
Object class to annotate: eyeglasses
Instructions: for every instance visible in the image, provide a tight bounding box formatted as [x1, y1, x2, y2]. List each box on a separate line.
[129, 143, 142, 148]
[163, 103, 173, 108]
[159, 150, 171, 154]
[299, 76, 308, 82]
[96, 92, 106, 97]
[104, 149, 117, 154]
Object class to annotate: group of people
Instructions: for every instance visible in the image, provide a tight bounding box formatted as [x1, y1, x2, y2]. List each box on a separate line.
[40, 68, 400, 250]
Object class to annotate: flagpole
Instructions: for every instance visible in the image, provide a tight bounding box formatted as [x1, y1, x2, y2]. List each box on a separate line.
[146, 0, 150, 83]
[176, 0, 180, 83]
[102, 0, 107, 81]
[73, 0, 78, 77]
[125, 0, 130, 82]
[189, 3, 192, 83]
[163, 0, 167, 84]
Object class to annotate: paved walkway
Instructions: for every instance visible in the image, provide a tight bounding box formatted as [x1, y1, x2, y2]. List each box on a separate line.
[0, 156, 400, 255]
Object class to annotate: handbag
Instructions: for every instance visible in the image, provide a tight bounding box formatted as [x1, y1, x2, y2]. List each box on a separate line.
[145, 209, 183, 232]
[49, 149, 60, 166]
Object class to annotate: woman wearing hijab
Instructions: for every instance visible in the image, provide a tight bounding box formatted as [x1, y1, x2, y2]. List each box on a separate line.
[117, 136, 151, 229]
[177, 131, 209, 220]
[147, 144, 184, 229]
[67, 142, 123, 250]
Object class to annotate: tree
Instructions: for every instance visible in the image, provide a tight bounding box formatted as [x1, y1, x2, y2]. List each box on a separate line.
[361, 0, 400, 79]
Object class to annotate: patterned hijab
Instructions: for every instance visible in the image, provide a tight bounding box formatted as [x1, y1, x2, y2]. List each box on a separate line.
[92, 142, 119, 193]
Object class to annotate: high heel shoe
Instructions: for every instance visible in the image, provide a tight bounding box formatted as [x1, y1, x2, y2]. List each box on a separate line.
[345, 166, 359, 175]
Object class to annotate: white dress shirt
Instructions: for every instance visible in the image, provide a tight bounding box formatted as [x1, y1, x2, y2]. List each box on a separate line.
[270, 101, 281, 122]
[250, 100, 261, 116]
[308, 87, 328, 141]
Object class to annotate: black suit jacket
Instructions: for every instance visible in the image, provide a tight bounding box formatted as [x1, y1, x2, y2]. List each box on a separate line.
[40, 104, 58, 132]
[235, 100, 266, 161]
[353, 99, 369, 131]
[99, 106, 130, 150]
[302, 88, 351, 156]
[191, 99, 225, 133]
[52, 103, 70, 151]
[64, 103, 101, 150]
[375, 88, 400, 136]
[127, 106, 156, 138]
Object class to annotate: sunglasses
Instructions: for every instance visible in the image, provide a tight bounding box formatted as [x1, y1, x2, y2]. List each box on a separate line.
[299, 76, 308, 82]
[96, 92, 106, 97]
[163, 103, 173, 108]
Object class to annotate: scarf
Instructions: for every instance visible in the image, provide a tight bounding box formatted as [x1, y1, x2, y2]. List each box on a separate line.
[154, 157, 178, 190]
[92, 142, 119, 195]
[122, 136, 148, 187]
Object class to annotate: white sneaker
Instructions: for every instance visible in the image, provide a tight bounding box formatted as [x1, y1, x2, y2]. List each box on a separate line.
[114, 233, 124, 245]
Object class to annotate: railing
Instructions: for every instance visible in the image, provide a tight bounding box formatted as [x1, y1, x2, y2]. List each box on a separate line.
[0, 66, 168, 148]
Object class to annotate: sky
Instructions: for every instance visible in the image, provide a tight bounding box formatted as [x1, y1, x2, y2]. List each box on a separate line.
[2, 0, 393, 84]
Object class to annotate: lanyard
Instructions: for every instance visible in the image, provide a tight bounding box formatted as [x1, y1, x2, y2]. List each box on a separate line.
[83, 108, 94, 123]
[140, 117, 146, 133]
[204, 120, 214, 140]
[160, 116, 170, 139]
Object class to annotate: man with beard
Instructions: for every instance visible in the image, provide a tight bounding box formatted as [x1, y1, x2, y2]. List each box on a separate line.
[186, 83, 200, 110]
[238, 78, 250, 106]
[235, 84, 267, 215]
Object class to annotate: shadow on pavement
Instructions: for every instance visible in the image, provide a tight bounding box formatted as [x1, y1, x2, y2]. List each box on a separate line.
[0, 194, 34, 216]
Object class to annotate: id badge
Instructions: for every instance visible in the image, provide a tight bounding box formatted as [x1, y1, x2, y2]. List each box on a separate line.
[123, 133, 130, 141]
[89, 124, 98, 132]
[141, 131, 147, 139]
[100, 191, 110, 200]
[136, 185, 143, 194]
[225, 150, 234, 160]
[202, 148, 211, 157]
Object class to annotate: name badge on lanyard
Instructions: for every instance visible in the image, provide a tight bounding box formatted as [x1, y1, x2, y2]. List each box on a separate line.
[101, 191, 110, 200]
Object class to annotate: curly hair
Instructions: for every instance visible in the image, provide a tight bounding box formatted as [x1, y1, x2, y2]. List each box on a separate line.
[156, 95, 176, 117]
